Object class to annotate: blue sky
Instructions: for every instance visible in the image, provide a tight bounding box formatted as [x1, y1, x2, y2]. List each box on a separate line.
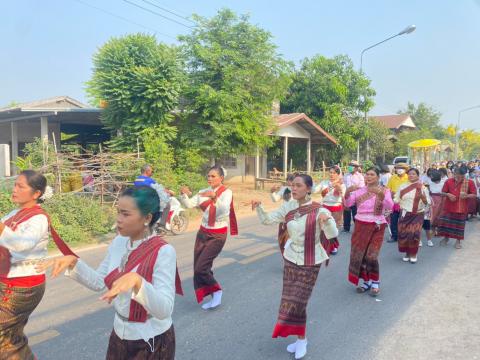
[1, 0, 479, 130]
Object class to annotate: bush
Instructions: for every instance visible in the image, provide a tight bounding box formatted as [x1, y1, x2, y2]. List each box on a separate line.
[0, 191, 14, 215]
[44, 194, 115, 246]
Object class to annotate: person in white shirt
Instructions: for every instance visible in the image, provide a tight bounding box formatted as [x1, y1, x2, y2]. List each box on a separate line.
[37, 186, 181, 360]
[422, 169, 445, 246]
[394, 168, 431, 263]
[251, 174, 338, 360]
[270, 173, 295, 203]
[0, 170, 51, 360]
[343, 161, 365, 232]
[180, 165, 237, 310]
[270, 174, 296, 254]
[312, 166, 346, 255]
[379, 165, 392, 187]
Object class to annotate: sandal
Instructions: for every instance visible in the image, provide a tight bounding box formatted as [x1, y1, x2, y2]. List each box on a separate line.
[356, 284, 371, 293]
[455, 242, 462, 249]
[369, 288, 380, 297]
[440, 238, 449, 246]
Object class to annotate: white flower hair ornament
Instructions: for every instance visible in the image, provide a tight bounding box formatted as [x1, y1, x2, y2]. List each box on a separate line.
[39, 186, 54, 202]
[221, 166, 227, 177]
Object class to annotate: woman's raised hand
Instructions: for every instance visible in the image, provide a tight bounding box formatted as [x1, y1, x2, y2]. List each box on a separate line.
[35, 255, 78, 278]
[100, 272, 142, 304]
[242, 200, 262, 211]
[270, 184, 281, 193]
[199, 191, 216, 199]
[180, 186, 192, 196]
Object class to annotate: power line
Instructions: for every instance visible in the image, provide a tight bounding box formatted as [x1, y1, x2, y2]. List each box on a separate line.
[72, 0, 176, 40]
[140, 0, 197, 25]
[121, 0, 194, 29]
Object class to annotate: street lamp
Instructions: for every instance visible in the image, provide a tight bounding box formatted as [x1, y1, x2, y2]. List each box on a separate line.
[357, 24, 416, 162]
[455, 105, 480, 161]
[360, 25, 416, 72]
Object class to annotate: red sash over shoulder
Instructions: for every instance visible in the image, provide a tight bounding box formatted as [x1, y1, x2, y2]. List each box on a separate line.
[285, 202, 322, 266]
[0, 205, 78, 276]
[400, 182, 422, 214]
[199, 185, 238, 235]
[356, 186, 385, 216]
[104, 235, 183, 323]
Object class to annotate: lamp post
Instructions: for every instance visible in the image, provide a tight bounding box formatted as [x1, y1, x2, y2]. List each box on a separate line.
[455, 105, 480, 161]
[357, 24, 416, 162]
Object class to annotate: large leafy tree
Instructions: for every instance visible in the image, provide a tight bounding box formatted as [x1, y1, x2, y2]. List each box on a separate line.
[178, 9, 292, 157]
[281, 55, 375, 161]
[459, 129, 480, 160]
[87, 33, 184, 150]
[398, 102, 444, 138]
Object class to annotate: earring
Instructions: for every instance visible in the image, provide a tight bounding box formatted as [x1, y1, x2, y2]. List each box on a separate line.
[144, 222, 149, 227]
[305, 193, 311, 201]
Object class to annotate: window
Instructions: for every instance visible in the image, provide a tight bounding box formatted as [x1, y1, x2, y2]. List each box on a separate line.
[220, 155, 237, 168]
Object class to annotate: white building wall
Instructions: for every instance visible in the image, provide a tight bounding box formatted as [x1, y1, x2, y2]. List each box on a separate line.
[275, 123, 310, 139]
[0, 144, 10, 177]
[0, 119, 61, 157]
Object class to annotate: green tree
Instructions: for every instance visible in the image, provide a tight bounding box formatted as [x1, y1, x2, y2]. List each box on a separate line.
[179, 9, 292, 157]
[87, 33, 184, 150]
[459, 129, 480, 160]
[394, 102, 446, 156]
[281, 54, 376, 160]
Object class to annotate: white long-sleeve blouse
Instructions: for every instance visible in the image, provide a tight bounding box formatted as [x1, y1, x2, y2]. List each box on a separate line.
[65, 235, 176, 342]
[256, 200, 338, 266]
[0, 209, 49, 278]
[180, 186, 232, 230]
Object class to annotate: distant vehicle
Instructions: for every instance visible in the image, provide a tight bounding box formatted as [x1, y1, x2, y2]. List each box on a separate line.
[393, 156, 410, 165]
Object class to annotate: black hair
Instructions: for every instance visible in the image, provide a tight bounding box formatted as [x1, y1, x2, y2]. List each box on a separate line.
[120, 186, 161, 227]
[365, 166, 380, 177]
[380, 165, 390, 174]
[430, 169, 441, 183]
[454, 166, 468, 175]
[329, 166, 341, 175]
[20, 170, 47, 203]
[294, 174, 314, 191]
[209, 165, 225, 178]
[286, 173, 296, 182]
[407, 168, 420, 176]
[426, 168, 434, 177]
[439, 168, 448, 178]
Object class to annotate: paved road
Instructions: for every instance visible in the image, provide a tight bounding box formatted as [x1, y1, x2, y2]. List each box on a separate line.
[27, 215, 465, 360]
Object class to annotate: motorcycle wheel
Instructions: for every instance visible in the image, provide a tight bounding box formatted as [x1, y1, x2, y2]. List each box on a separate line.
[170, 213, 189, 235]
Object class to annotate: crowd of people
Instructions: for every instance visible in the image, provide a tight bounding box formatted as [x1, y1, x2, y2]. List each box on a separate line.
[0, 158, 478, 359]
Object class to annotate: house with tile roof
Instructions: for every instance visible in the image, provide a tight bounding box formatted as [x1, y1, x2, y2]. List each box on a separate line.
[219, 112, 338, 183]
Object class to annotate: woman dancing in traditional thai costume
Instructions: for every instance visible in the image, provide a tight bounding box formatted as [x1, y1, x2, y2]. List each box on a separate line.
[0, 170, 77, 360]
[344, 167, 393, 296]
[180, 166, 237, 310]
[37, 186, 182, 360]
[395, 168, 431, 263]
[313, 166, 345, 254]
[251, 174, 338, 359]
